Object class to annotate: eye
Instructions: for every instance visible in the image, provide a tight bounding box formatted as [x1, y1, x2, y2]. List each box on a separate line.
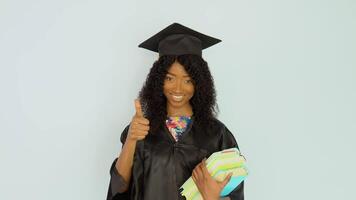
[184, 79, 193, 84]
[165, 76, 173, 81]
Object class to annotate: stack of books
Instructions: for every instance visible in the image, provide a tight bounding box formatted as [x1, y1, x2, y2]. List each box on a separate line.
[180, 148, 248, 200]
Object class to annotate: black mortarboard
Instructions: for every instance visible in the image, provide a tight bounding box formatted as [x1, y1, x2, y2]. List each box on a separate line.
[138, 23, 221, 56]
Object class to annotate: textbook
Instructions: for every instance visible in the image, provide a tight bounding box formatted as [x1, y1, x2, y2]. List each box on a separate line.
[180, 148, 248, 200]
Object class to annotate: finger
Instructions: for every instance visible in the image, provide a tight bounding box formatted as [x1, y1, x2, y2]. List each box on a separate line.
[192, 169, 198, 180]
[134, 125, 150, 132]
[195, 163, 204, 180]
[137, 130, 149, 136]
[131, 129, 149, 136]
[131, 122, 150, 131]
[192, 174, 198, 186]
[134, 135, 146, 140]
[220, 172, 233, 187]
[133, 117, 150, 125]
[198, 160, 207, 177]
[192, 170, 201, 186]
[134, 99, 144, 117]
[200, 158, 209, 176]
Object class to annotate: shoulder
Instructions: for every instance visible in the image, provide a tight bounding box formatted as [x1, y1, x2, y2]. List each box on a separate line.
[206, 117, 229, 133]
[210, 118, 239, 150]
[195, 117, 231, 138]
[196, 117, 239, 150]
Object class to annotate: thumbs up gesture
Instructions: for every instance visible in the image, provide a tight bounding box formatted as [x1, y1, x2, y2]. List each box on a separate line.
[127, 99, 150, 142]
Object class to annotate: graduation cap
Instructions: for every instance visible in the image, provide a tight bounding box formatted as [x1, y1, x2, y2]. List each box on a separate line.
[138, 23, 221, 56]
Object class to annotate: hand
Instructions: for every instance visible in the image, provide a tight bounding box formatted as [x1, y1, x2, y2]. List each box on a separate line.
[192, 158, 232, 200]
[127, 99, 150, 142]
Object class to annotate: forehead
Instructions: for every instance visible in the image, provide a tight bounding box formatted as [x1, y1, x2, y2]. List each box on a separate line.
[167, 61, 190, 76]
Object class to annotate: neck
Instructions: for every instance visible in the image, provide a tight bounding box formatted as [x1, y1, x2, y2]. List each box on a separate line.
[167, 104, 193, 117]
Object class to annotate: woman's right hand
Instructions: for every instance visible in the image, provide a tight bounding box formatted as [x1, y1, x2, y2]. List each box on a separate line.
[127, 99, 150, 142]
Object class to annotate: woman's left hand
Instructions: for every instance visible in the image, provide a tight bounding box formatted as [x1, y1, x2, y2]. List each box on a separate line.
[192, 158, 232, 200]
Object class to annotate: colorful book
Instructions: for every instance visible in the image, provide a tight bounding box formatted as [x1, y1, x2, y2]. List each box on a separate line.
[180, 148, 248, 200]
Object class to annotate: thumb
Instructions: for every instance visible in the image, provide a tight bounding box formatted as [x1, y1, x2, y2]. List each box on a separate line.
[134, 99, 144, 117]
[219, 172, 233, 188]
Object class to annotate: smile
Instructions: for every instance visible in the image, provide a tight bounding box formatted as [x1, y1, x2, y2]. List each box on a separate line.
[172, 95, 184, 101]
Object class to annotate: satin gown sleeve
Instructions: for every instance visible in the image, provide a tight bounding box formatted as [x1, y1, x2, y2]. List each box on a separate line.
[219, 125, 245, 200]
[106, 125, 145, 200]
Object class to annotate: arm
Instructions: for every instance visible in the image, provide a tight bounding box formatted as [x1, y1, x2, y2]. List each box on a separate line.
[106, 125, 146, 200]
[115, 130, 138, 192]
[106, 100, 149, 199]
[106, 126, 133, 200]
[116, 100, 148, 191]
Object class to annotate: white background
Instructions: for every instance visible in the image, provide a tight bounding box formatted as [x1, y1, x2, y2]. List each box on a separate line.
[1, 0, 355, 199]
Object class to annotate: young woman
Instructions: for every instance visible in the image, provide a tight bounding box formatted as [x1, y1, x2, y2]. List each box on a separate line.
[106, 23, 244, 200]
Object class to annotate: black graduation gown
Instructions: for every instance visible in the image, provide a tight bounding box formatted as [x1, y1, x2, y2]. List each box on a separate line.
[107, 118, 244, 200]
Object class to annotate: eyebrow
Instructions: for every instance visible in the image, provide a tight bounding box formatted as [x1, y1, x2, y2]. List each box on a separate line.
[167, 72, 190, 77]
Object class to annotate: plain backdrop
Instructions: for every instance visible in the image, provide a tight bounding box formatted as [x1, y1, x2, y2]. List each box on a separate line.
[1, 0, 355, 199]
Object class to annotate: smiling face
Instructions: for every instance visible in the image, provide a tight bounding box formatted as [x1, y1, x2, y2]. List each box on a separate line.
[163, 61, 195, 117]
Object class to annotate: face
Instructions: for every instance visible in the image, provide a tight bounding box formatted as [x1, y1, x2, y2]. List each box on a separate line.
[163, 61, 195, 113]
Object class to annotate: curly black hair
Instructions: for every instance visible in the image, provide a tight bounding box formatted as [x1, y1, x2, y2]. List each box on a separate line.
[139, 54, 218, 133]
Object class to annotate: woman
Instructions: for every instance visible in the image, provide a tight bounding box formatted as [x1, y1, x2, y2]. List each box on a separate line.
[107, 23, 244, 200]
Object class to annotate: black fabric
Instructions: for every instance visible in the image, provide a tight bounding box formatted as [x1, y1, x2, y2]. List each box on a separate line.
[109, 158, 128, 194]
[107, 118, 244, 200]
[138, 23, 221, 56]
[158, 34, 202, 56]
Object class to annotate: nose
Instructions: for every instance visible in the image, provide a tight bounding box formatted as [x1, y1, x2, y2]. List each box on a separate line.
[173, 80, 182, 93]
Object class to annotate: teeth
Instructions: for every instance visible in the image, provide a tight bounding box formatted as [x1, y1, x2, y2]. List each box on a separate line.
[172, 95, 183, 101]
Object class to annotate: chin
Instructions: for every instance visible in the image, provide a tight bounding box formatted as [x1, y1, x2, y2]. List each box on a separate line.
[168, 100, 188, 107]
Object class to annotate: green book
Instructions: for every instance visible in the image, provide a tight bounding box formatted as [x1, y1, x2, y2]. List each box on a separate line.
[180, 148, 248, 200]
